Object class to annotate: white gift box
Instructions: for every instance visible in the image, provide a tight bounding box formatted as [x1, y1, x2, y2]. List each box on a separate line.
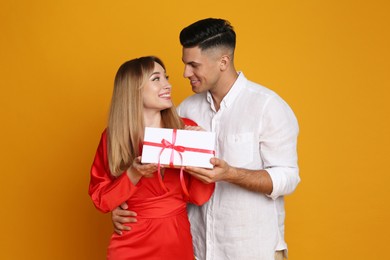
[141, 127, 216, 169]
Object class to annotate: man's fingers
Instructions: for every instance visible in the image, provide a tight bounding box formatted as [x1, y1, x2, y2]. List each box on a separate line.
[114, 224, 131, 235]
[115, 209, 137, 217]
[120, 202, 129, 210]
[114, 228, 122, 235]
[111, 205, 138, 235]
[113, 215, 137, 224]
[127, 211, 137, 217]
[210, 157, 225, 168]
[186, 166, 209, 177]
[124, 217, 137, 223]
[113, 221, 131, 230]
[113, 217, 133, 235]
[210, 157, 218, 165]
[185, 167, 210, 182]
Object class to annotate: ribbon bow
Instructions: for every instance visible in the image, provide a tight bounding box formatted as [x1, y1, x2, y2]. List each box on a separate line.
[161, 139, 185, 167]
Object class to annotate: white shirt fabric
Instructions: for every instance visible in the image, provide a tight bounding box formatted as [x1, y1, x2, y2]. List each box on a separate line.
[177, 72, 300, 260]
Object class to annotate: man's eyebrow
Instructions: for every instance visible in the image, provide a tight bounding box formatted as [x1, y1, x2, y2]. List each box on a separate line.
[184, 61, 200, 65]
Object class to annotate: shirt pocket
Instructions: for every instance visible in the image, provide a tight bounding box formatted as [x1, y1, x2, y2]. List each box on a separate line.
[223, 132, 254, 167]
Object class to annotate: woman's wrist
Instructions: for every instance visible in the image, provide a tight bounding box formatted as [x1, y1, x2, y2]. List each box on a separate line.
[127, 166, 142, 185]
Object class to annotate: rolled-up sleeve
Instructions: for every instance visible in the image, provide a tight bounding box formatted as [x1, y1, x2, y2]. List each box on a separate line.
[260, 96, 300, 200]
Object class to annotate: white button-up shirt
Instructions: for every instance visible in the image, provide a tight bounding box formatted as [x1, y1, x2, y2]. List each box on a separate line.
[177, 72, 300, 260]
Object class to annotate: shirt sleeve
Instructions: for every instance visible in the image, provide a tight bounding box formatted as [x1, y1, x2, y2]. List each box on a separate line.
[88, 130, 138, 213]
[260, 96, 300, 200]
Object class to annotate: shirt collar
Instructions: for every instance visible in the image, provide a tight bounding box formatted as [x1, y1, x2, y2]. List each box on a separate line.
[206, 72, 247, 109]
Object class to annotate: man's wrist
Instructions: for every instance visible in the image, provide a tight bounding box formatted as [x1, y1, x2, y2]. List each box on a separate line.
[225, 166, 238, 183]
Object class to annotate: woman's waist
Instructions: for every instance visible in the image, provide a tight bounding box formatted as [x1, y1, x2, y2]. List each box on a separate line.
[127, 195, 187, 218]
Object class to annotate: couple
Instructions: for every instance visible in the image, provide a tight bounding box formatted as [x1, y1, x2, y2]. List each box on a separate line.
[89, 18, 300, 260]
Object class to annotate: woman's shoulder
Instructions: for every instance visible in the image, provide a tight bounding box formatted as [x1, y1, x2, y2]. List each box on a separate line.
[181, 117, 197, 126]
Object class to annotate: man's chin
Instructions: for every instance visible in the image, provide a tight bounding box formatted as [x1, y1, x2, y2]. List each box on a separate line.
[192, 86, 204, 94]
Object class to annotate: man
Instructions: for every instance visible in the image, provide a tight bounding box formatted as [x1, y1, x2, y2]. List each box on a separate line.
[112, 18, 300, 260]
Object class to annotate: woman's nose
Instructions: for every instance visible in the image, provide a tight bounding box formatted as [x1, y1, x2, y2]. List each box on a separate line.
[160, 76, 170, 86]
[162, 80, 171, 89]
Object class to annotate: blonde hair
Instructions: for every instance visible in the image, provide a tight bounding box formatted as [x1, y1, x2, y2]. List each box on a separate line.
[107, 56, 184, 176]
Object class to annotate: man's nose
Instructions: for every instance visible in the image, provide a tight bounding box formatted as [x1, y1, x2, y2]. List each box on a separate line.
[183, 65, 192, 78]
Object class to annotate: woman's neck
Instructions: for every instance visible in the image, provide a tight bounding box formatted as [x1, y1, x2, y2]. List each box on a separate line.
[144, 111, 163, 128]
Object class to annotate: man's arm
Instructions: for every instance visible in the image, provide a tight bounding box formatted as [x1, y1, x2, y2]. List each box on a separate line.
[185, 157, 273, 195]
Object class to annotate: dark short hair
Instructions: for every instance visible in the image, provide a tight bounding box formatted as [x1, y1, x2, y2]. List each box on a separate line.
[179, 18, 236, 51]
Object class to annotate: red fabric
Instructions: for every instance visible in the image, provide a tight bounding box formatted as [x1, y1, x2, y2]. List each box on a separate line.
[89, 119, 215, 260]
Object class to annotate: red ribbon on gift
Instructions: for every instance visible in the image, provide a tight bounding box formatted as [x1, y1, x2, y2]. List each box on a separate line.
[143, 129, 215, 198]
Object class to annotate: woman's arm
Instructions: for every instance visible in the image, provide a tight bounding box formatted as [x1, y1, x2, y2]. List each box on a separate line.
[88, 131, 138, 213]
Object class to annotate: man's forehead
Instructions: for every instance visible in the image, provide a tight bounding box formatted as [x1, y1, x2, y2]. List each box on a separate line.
[182, 46, 201, 55]
[182, 47, 203, 62]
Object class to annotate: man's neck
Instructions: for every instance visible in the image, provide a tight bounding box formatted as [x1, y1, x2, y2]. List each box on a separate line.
[210, 70, 239, 111]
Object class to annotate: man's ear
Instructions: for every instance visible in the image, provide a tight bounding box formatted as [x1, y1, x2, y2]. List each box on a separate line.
[219, 54, 231, 71]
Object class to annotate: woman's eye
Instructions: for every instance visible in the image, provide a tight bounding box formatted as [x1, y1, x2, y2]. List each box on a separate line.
[166, 75, 169, 80]
[152, 77, 160, 81]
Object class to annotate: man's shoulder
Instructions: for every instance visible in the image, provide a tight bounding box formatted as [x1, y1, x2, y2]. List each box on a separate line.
[179, 93, 207, 108]
[238, 76, 294, 112]
[243, 78, 296, 117]
[245, 79, 277, 97]
[236, 72, 276, 97]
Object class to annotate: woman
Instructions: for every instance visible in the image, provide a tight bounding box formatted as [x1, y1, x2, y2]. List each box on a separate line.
[89, 56, 215, 259]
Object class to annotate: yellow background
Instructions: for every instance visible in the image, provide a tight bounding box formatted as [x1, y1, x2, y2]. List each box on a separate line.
[1, 0, 389, 259]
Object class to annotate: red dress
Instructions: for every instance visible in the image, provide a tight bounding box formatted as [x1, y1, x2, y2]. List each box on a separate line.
[89, 120, 215, 260]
